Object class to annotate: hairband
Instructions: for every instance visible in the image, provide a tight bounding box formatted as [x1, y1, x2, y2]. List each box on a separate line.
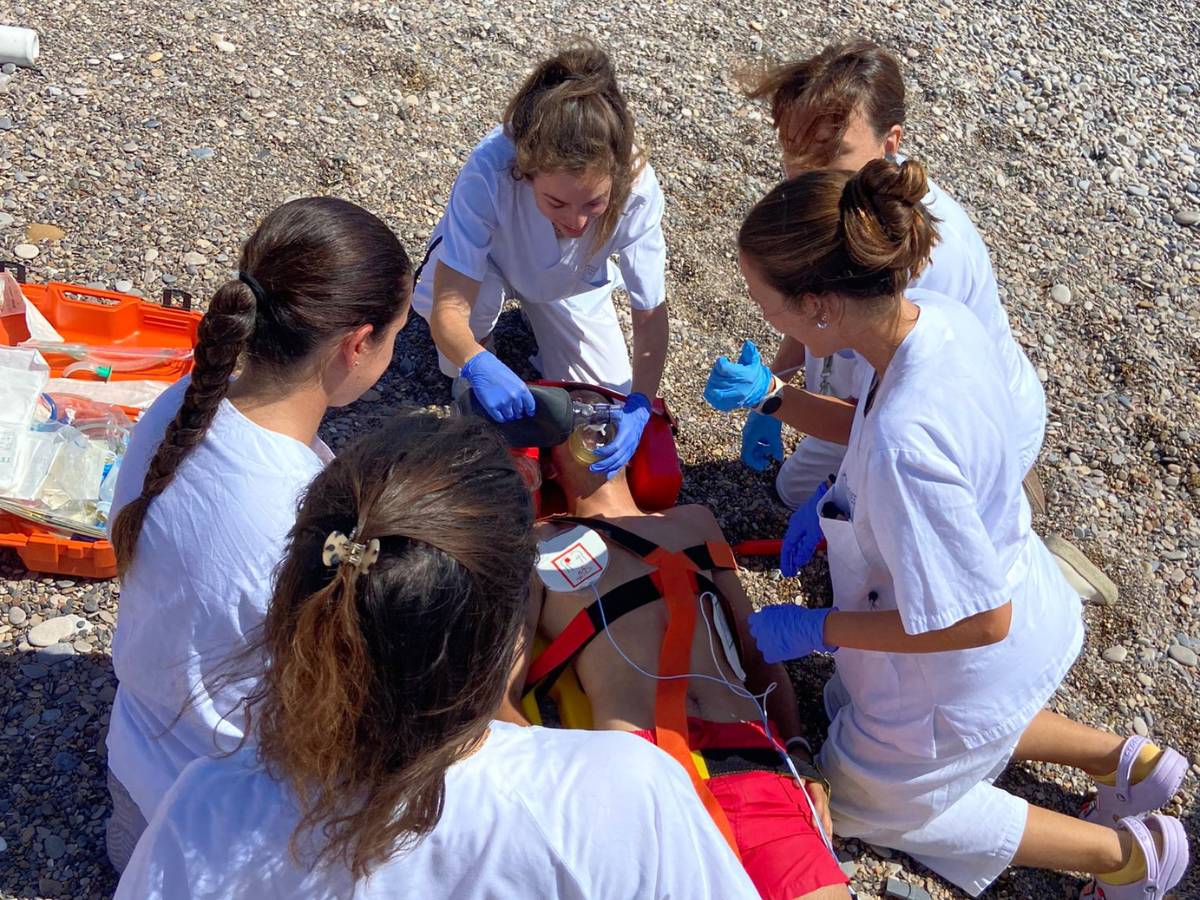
[237, 270, 267, 304]
[322, 530, 381, 577]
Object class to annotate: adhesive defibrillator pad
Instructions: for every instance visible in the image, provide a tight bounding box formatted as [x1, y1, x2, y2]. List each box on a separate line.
[536, 524, 609, 592]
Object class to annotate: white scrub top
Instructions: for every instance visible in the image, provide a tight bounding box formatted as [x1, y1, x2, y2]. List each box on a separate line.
[821, 296, 1081, 759]
[411, 126, 667, 316]
[785, 172, 1046, 504]
[115, 722, 759, 900]
[106, 378, 332, 820]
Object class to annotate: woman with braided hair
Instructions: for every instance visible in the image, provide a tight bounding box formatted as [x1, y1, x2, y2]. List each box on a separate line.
[114, 413, 757, 899]
[103, 197, 412, 871]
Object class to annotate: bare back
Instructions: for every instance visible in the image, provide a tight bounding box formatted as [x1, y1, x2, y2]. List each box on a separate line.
[533, 505, 763, 732]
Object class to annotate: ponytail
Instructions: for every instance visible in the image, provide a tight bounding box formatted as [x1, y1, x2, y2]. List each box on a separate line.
[503, 39, 643, 250]
[111, 197, 412, 575]
[237, 412, 535, 877]
[110, 280, 256, 572]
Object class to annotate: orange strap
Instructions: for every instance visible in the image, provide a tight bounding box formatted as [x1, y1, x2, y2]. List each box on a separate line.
[647, 548, 740, 859]
[705, 539, 738, 572]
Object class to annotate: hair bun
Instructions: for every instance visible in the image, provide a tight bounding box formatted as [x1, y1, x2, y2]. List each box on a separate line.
[839, 158, 937, 279]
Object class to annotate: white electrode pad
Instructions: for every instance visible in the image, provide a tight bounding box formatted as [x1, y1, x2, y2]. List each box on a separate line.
[536, 524, 610, 592]
[708, 595, 748, 683]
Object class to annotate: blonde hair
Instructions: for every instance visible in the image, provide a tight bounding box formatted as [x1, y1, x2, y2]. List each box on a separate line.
[503, 39, 644, 251]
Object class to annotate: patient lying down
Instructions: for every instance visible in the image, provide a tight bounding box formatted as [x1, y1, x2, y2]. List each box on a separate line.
[508, 390, 852, 900]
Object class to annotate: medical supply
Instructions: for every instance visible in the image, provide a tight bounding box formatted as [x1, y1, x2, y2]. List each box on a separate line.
[587, 392, 651, 476]
[43, 379, 169, 411]
[459, 349, 536, 422]
[535, 523, 610, 592]
[21, 340, 194, 379]
[0, 25, 39, 68]
[455, 382, 621, 449]
[0, 347, 51, 493]
[568, 418, 616, 466]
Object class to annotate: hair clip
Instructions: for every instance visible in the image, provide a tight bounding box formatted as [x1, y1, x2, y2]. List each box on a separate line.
[322, 530, 381, 577]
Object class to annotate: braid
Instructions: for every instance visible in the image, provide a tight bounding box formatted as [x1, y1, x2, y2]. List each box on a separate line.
[111, 280, 257, 574]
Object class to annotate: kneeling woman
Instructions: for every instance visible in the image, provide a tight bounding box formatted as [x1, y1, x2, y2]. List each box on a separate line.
[413, 40, 668, 475]
[708, 161, 1189, 899]
[115, 414, 758, 899]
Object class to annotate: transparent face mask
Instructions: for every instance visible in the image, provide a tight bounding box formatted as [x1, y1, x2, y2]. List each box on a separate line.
[568, 420, 617, 465]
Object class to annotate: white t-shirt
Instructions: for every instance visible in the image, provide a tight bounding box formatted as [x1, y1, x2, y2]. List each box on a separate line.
[411, 126, 667, 314]
[806, 174, 1046, 468]
[107, 378, 333, 819]
[826, 297, 1081, 756]
[115, 722, 759, 900]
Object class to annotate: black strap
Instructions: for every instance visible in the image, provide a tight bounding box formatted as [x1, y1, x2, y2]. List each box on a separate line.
[412, 233, 444, 287]
[526, 515, 728, 699]
[552, 515, 661, 559]
[527, 575, 663, 697]
[553, 515, 731, 571]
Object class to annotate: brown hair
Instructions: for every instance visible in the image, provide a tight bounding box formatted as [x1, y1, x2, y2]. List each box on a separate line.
[243, 412, 536, 877]
[503, 39, 644, 251]
[742, 39, 906, 168]
[738, 158, 939, 303]
[111, 198, 412, 574]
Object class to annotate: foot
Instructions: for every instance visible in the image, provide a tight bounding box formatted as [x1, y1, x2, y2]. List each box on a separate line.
[1044, 533, 1119, 606]
[1079, 814, 1189, 900]
[1081, 736, 1188, 826]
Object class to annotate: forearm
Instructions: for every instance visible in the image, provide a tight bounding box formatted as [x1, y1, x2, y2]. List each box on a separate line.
[429, 262, 485, 369]
[773, 385, 856, 445]
[770, 335, 808, 379]
[823, 603, 1012, 654]
[630, 304, 669, 398]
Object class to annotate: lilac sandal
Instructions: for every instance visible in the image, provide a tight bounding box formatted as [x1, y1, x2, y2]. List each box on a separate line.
[1081, 736, 1189, 826]
[1079, 814, 1189, 900]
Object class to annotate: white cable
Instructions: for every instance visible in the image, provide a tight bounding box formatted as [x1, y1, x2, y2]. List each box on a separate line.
[592, 585, 836, 854]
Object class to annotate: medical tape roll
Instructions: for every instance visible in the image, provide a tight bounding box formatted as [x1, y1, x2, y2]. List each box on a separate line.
[0, 26, 40, 68]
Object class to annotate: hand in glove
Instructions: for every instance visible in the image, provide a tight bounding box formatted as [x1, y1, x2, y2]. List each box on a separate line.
[460, 350, 536, 422]
[748, 604, 837, 664]
[741, 411, 783, 471]
[780, 481, 829, 577]
[703, 340, 773, 412]
[589, 392, 652, 478]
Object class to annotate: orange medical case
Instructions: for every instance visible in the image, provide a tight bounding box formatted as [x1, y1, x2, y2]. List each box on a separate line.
[0, 262, 201, 578]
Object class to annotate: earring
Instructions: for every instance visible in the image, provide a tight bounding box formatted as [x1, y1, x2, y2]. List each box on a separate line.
[817, 319, 829, 330]
[353, 360, 360, 368]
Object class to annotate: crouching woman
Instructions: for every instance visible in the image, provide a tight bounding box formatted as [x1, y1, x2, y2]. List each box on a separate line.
[115, 413, 758, 899]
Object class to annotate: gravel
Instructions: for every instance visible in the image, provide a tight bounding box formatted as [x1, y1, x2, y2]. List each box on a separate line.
[2, 0, 1198, 898]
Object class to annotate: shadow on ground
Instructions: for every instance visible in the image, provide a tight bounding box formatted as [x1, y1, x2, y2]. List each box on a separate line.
[0, 645, 118, 899]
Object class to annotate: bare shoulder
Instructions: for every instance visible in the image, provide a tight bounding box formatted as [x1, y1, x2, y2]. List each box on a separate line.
[533, 519, 574, 542]
[659, 504, 725, 543]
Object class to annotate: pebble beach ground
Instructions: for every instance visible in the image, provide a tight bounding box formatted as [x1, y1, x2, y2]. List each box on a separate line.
[1, 0, 1198, 897]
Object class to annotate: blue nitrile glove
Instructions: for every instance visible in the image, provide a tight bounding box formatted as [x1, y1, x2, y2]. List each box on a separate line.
[780, 481, 829, 577]
[748, 604, 837, 663]
[460, 350, 536, 422]
[703, 340, 773, 412]
[590, 392, 652, 478]
[741, 411, 784, 471]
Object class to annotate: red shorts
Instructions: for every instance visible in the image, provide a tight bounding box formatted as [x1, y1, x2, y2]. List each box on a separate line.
[633, 718, 848, 900]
